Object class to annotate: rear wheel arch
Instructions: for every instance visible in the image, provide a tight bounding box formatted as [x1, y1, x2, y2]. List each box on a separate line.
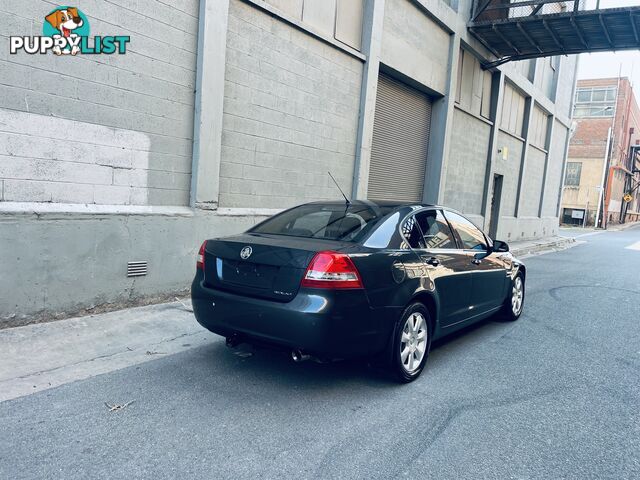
[409, 291, 439, 333]
[388, 302, 434, 382]
[376, 291, 438, 373]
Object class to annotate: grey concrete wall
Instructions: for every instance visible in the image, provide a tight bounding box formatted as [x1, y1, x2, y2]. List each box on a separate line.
[0, 0, 578, 325]
[535, 57, 557, 100]
[519, 146, 547, 217]
[495, 131, 525, 219]
[443, 108, 491, 215]
[495, 216, 560, 241]
[191, 0, 231, 210]
[380, 0, 450, 94]
[555, 57, 578, 119]
[0, 211, 259, 327]
[542, 121, 570, 217]
[0, 0, 198, 206]
[219, 0, 363, 209]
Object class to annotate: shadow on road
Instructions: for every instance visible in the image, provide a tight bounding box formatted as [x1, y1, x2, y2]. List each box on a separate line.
[173, 314, 510, 391]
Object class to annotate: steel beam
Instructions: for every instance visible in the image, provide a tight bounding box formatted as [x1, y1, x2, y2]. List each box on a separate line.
[630, 12, 639, 43]
[599, 14, 613, 46]
[493, 24, 521, 55]
[472, 0, 494, 22]
[469, 28, 503, 59]
[570, 17, 588, 48]
[517, 22, 543, 52]
[543, 19, 565, 52]
[530, 3, 544, 16]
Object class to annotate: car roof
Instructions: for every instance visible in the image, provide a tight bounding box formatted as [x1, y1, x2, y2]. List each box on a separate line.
[305, 199, 440, 209]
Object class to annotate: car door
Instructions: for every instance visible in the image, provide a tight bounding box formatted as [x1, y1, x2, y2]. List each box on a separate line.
[412, 209, 473, 328]
[442, 210, 507, 316]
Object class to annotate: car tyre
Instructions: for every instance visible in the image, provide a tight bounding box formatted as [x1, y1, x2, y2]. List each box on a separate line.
[502, 271, 525, 321]
[388, 302, 433, 383]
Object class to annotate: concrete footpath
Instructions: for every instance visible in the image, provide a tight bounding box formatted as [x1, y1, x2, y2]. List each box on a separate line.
[0, 300, 206, 402]
[509, 235, 576, 258]
[0, 233, 580, 403]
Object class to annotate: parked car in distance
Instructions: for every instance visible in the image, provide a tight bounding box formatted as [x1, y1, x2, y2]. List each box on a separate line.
[191, 200, 525, 382]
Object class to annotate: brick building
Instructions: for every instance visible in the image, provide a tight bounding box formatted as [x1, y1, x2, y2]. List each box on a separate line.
[0, 0, 577, 323]
[562, 77, 640, 226]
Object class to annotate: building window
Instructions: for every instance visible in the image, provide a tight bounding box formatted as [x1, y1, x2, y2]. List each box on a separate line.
[529, 105, 549, 149]
[564, 162, 582, 186]
[576, 90, 591, 103]
[267, 0, 364, 51]
[500, 82, 526, 137]
[573, 86, 616, 118]
[456, 48, 492, 120]
[512, 59, 534, 82]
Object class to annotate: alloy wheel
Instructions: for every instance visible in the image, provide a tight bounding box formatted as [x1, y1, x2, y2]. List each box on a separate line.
[400, 312, 428, 373]
[511, 276, 524, 316]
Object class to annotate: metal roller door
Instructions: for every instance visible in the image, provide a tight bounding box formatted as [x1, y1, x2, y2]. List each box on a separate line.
[368, 73, 432, 202]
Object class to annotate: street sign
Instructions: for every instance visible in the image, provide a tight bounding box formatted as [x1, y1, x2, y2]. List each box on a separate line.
[623, 193, 633, 203]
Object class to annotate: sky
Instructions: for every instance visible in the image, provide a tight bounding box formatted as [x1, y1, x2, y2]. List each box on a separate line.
[577, 0, 640, 94]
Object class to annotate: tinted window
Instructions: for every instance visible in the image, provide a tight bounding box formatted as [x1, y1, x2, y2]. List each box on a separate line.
[443, 211, 487, 250]
[415, 210, 457, 249]
[400, 215, 423, 249]
[250, 204, 394, 242]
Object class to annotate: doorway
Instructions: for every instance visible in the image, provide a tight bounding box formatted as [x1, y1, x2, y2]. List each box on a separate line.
[489, 174, 503, 239]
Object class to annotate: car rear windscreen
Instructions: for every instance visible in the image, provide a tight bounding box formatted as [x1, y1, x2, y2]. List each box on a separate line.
[249, 204, 395, 242]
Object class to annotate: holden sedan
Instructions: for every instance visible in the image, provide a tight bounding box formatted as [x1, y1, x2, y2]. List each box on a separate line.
[191, 201, 525, 382]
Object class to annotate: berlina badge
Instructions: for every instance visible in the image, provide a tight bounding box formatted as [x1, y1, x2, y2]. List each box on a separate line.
[240, 246, 252, 260]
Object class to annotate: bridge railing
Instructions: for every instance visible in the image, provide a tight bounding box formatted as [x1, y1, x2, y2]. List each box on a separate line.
[471, 0, 584, 23]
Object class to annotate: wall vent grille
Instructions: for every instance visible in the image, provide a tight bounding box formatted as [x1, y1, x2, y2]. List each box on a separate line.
[127, 261, 148, 277]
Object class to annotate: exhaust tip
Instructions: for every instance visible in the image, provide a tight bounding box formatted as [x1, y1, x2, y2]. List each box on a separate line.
[291, 349, 311, 363]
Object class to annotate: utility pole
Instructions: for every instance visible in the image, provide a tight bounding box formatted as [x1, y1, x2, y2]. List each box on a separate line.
[595, 128, 612, 229]
[597, 70, 622, 229]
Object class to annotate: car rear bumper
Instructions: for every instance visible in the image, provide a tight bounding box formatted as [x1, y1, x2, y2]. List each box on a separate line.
[191, 272, 397, 358]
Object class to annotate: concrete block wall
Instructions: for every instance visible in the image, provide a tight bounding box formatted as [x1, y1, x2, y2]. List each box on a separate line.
[542, 121, 569, 217]
[0, 0, 578, 325]
[381, 0, 449, 95]
[0, 0, 198, 206]
[219, 0, 363, 209]
[534, 57, 557, 100]
[444, 108, 491, 216]
[555, 56, 578, 118]
[0, 211, 261, 327]
[520, 146, 546, 217]
[495, 131, 525, 220]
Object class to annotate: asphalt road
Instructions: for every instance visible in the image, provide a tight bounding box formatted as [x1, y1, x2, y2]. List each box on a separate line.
[2, 226, 640, 479]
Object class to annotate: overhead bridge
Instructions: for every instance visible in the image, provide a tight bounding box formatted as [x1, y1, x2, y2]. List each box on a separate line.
[469, 0, 640, 67]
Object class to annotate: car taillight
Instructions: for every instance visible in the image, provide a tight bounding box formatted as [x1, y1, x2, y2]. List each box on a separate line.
[197, 241, 207, 270]
[301, 251, 363, 289]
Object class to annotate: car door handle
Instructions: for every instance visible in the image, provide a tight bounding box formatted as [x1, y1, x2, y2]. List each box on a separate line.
[424, 256, 440, 267]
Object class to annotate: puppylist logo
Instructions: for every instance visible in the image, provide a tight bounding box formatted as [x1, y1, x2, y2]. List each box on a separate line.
[10, 6, 130, 56]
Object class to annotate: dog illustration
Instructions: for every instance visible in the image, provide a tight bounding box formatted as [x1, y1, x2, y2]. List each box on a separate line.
[45, 7, 83, 55]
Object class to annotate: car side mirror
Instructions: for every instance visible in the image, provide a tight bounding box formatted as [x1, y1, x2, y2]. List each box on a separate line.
[493, 240, 509, 253]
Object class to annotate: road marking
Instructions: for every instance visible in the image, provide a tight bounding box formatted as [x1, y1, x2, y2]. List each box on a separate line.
[559, 230, 604, 239]
[625, 241, 640, 251]
[572, 231, 604, 238]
